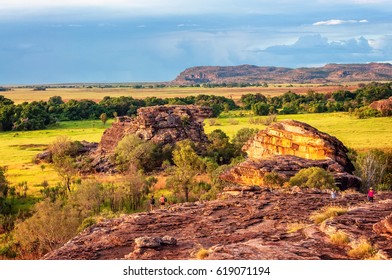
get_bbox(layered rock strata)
[98,105,212,153]
[221,120,361,190]
[44,190,392,260]
[91,105,212,172]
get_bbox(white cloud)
[313,19,368,26]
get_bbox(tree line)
[1,82,391,132]
[0,94,237,131]
[244,82,392,117]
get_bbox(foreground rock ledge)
[44,189,392,260]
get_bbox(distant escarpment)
[220,120,361,190]
[172,63,392,85]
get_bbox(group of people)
[330,187,376,202]
[149,194,167,211]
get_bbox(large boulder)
[369,96,392,116]
[98,105,213,154]
[221,120,361,190]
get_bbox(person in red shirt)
[367,187,375,202]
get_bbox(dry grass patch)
[348,238,378,259]
[310,206,348,224]
[329,231,350,246]
[195,248,210,260]
[286,222,308,233]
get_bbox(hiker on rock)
[367,187,375,202]
[150,195,155,211]
[331,189,337,199]
[159,195,167,209]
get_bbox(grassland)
[1,111,391,196]
[2,84,359,104]
[205,111,392,152]
[0,120,111,196]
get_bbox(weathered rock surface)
[98,105,212,153]
[43,190,392,260]
[221,120,361,190]
[91,105,212,172]
[369,96,392,116]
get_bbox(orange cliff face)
[220,120,360,190]
[242,120,354,173]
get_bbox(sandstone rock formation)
[369,96,392,116]
[43,189,392,260]
[220,120,361,190]
[91,105,212,172]
[98,105,212,154]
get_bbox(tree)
[166,141,205,202]
[232,128,259,156]
[48,136,80,192]
[13,199,82,258]
[289,167,336,190]
[206,130,236,164]
[356,150,390,191]
[99,113,108,125]
[0,166,8,198]
[251,102,270,116]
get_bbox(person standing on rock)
[367,187,375,202]
[331,189,337,199]
[150,195,155,211]
[159,195,166,209]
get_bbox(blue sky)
[0,0,391,84]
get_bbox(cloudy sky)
[0,0,391,84]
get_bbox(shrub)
[348,238,378,259]
[77,217,97,233]
[310,206,348,224]
[289,167,336,190]
[329,231,350,245]
[286,222,307,233]
[195,248,210,260]
[264,172,287,187]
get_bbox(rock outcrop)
[98,105,212,154]
[220,120,361,190]
[91,105,212,172]
[369,96,392,116]
[43,189,392,260]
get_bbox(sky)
[0,0,391,84]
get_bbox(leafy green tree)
[251,102,270,116]
[49,136,80,192]
[289,167,336,190]
[206,130,236,164]
[166,141,205,202]
[231,128,259,156]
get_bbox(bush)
[310,206,348,224]
[195,248,210,260]
[264,172,287,187]
[329,231,350,245]
[348,238,378,259]
[289,167,336,190]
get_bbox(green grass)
[205,112,392,152]
[1,111,391,195]
[0,120,111,194]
